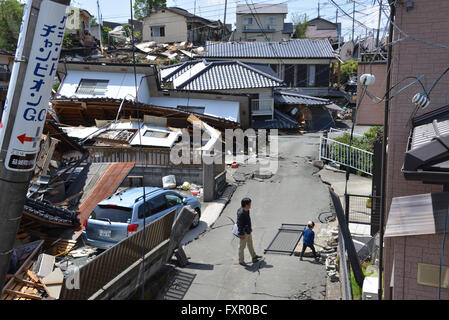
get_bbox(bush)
[330,126,383,175]
[341,60,358,84]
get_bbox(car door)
[137,194,170,227]
[165,192,184,217]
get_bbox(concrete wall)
[384,0,449,299]
[234,13,287,42]
[355,62,387,125]
[122,165,203,188]
[142,11,188,43]
[58,70,148,100]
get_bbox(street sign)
[0,0,68,172]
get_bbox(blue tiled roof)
[204,39,336,59]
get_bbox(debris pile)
[61,41,203,65]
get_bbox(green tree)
[341,60,358,84]
[133,0,166,20]
[0,0,24,51]
[292,13,308,39]
[102,26,112,45]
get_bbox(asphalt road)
[178,134,332,300]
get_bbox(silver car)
[82,187,201,250]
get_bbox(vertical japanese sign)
[0,0,68,172]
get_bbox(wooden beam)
[4,289,42,300]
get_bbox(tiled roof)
[204,39,336,59]
[161,59,284,90]
[252,109,301,130]
[274,89,332,106]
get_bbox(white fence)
[319,136,373,176]
[328,128,364,139]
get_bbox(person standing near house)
[300,221,320,262]
[237,198,262,266]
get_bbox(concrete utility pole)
[0,0,70,289]
[222,0,228,41]
[97,0,103,54]
[352,0,355,41]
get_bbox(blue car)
[82,187,201,249]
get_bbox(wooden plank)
[1,241,44,297]
[4,289,42,300]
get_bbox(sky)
[63,0,390,42]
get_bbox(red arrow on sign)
[17,134,40,144]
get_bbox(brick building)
[356,61,387,126]
[383,0,449,300]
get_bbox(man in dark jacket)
[300,221,319,262]
[237,198,262,266]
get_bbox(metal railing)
[319,136,374,176]
[251,98,274,113]
[344,194,380,225]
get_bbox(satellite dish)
[340,40,355,61]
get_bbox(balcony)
[251,98,274,116]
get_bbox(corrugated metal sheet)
[384,192,449,238]
[204,39,336,59]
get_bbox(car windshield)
[91,205,133,223]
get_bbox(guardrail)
[319,136,373,176]
[59,210,176,300]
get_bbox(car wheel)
[191,208,201,229]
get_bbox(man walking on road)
[237,198,262,266]
[300,221,320,262]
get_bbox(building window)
[178,105,205,114]
[243,17,253,25]
[151,26,165,37]
[76,79,109,96]
[266,16,277,25]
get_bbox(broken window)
[76,79,109,96]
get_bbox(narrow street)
[176,134,332,300]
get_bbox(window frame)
[75,79,109,96]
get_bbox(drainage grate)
[264,224,306,255]
[159,270,196,300]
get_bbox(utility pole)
[318,1,320,17]
[0,0,70,289]
[352,0,355,41]
[97,0,103,54]
[378,1,396,302]
[376,0,383,48]
[222,0,228,41]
